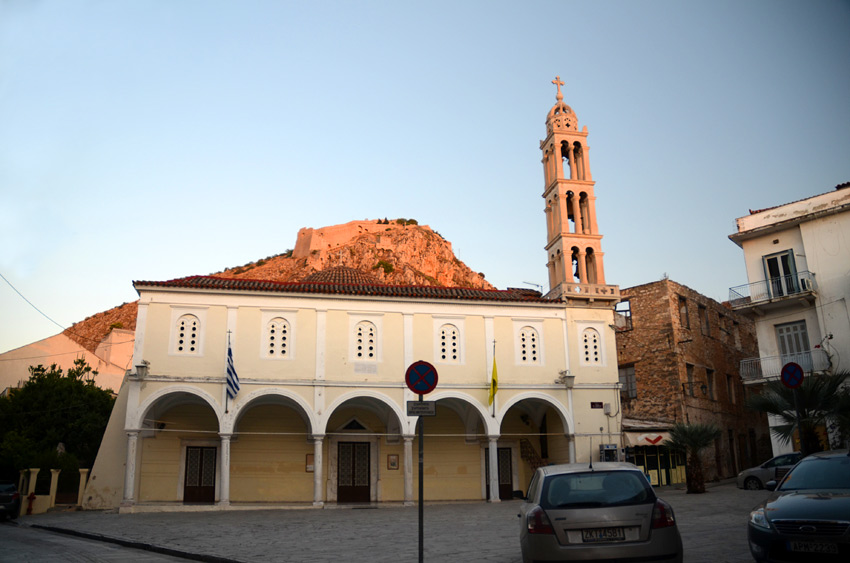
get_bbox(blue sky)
[1,0,848,354]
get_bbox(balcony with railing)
[728,271,817,310]
[739,348,831,383]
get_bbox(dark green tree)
[663,422,722,494]
[746,371,849,456]
[0,359,115,480]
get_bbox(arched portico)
[498,393,577,499]
[226,389,320,505]
[123,387,222,508]
[322,391,407,504]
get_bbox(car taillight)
[527,506,554,534]
[651,499,676,529]
[12,492,20,501]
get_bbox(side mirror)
[765,480,777,492]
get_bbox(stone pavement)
[13,481,770,563]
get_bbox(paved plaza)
[8,481,768,562]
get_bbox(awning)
[624,431,671,447]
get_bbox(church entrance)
[485,447,513,500]
[337,442,370,503]
[183,446,216,503]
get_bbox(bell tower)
[541,77,618,305]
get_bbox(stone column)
[313,436,324,507]
[219,434,232,507]
[77,468,90,506]
[403,436,414,506]
[554,145,565,180]
[122,431,139,506]
[570,195,581,235]
[587,195,598,234]
[577,250,588,284]
[488,437,500,503]
[49,469,61,508]
[27,469,39,495]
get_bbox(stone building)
[614,279,771,485]
[82,79,624,511]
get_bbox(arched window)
[581,327,601,364]
[439,324,460,363]
[175,314,200,355]
[355,321,377,361]
[265,317,290,358]
[519,327,540,364]
[560,140,572,180]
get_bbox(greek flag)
[226,341,240,399]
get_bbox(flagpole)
[491,339,496,418]
[226,331,231,414]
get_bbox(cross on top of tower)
[552,76,564,101]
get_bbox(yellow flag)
[488,358,498,405]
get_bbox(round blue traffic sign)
[405,361,439,395]
[780,362,804,389]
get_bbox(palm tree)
[746,371,849,456]
[663,422,721,494]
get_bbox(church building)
[84,79,622,511]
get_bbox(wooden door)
[184,446,216,503]
[338,442,370,503]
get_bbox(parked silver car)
[518,462,683,562]
[737,452,801,491]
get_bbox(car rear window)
[540,470,655,509]
[0,483,16,493]
[779,456,850,490]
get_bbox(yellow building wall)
[138,404,219,502]
[230,308,318,381]
[379,439,406,501]
[417,406,482,500]
[142,303,229,377]
[230,405,313,502]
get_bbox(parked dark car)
[737,452,802,490]
[748,449,850,562]
[519,462,683,562]
[0,481,21,520]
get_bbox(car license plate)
[788,541,838,554]
[582,527,625,542]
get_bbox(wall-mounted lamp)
[700,384,708,396]
[135,360,150,379]
[556,370,576,388]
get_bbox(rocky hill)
[64,219,493,353]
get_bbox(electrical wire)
[0,269,136,349]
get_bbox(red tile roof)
[134,272,552,304]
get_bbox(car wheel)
[744,477,762,490]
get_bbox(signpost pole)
[404,360,437,563]
[418,393,424,563]
[780,362,808,456]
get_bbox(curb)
[31,524,243,563]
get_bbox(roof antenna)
[589,434,593,470]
